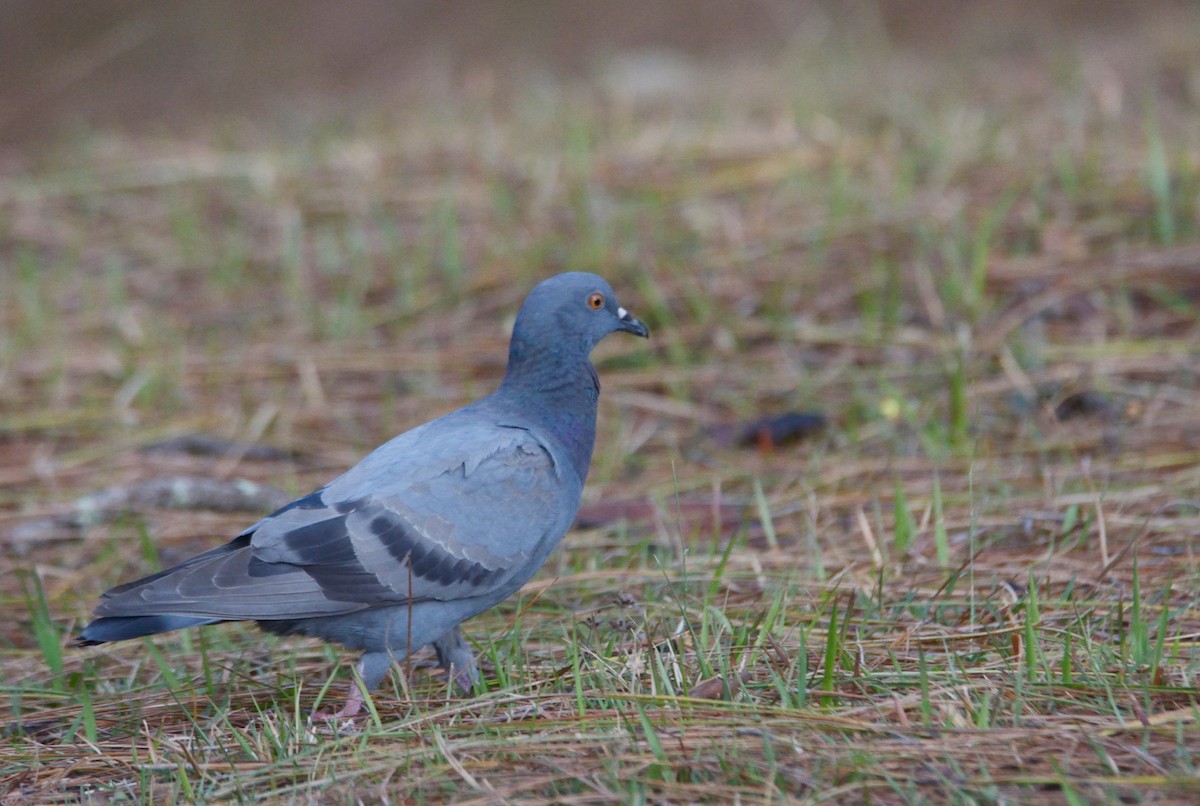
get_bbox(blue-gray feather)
[75,272,648,705]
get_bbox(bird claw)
[433,627,479,693]
[309,681,366,723]
[447,662,479,693]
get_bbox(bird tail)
[72,531,353,647]
[72,534,253,646]
[73,614,224,646]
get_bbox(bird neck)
[497,340,600,482]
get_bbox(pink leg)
[311,652,391,721]
[311,682,365,721]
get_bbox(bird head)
[508,272,649,366]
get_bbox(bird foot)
[446,661,479,693]
[433,627,479,693]
[310,681,366,722]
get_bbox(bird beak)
[616,306,649,338]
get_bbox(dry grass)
[3,7,1200,804]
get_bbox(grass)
[4,9,1200,804]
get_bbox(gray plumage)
[76,272,648,716]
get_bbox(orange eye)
[587,292,605,310]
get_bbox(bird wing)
[94,415,579,621]
[251,419,573,603]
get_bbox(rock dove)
[75,272,649,718]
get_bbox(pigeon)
[75,272,649,718]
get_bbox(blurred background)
[3,0,1196,147]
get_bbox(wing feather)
[251,423,572,605]
[93,416,581,624]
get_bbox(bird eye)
[587,292,605,310]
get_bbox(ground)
[2,2,1200,803]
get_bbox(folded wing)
[90,422,573,623]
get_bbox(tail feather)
[73,530,350,647]
[104,533,252,597]
[73,614,224,646]
[73,535,253,646]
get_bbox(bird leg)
[312,629,475,721]
[311,651,392,721]
[311,681,366,722]
[313,681,366,721]
[433,626,478,692]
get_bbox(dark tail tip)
[75,615,221,646]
